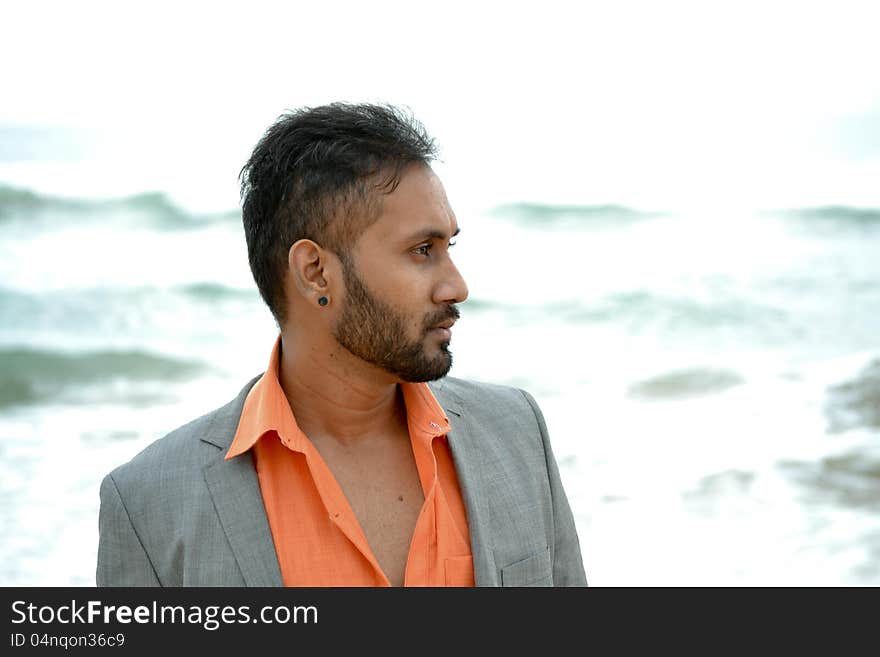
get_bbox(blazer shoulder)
[106,374,261,491]
[433,376,548,456]
[435,375,537,415]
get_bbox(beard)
[332,258,459,382]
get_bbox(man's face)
[331,164,468,382]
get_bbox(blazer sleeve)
[96,473,162,586]
[520,389,588,586]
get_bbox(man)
[97,103,586,587]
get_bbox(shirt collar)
[226,335,450,459]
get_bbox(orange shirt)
[225,335,474,587]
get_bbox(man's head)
[240,103,468,382]
[240,103,438,326]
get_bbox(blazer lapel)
[430,378,499,586]
[203,454,283,586]
[200,375,283,587]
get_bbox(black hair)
[239,102,438,327]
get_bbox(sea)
[1,176,879,586]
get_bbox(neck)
[277,330,408,445]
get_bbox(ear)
[288,239,335,302]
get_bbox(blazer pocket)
[444,555,475,587]
[500,548,553,587]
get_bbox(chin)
[398,353,453,383]
[429,353,454,380]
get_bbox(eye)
[412,239,456,257]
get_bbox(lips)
[432,318,457,330]
[427,307,460,338]
[428,318,455,342]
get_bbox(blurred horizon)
[5,178,880,219]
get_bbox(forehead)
[363,164,458,242]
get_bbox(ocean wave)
[177,282,258,301]
[0,285,262,349]
[460,298,509,312]
[0,183,240,229]
[0,345,210,408]
[683,469,756,513]
[488,202,663,226]
[768,205,880,227]
[465,291,795,339]
[627,367,745,400]
[825,358,880,434]
[550,291,762,325]
[0,283,258,314]
[778,445,880,509]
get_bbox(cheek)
[400,304,431,337]
[377,274,428,308]
[359,259,433,324]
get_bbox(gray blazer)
[97,375,587,587]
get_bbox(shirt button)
[429,421,440,431]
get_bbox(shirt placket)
[403,419,446,586]
[299,444,390,586]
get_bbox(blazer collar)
[430,379,497,586]
[200,375,283,586]
[427,376,462,417]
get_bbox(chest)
[316,431,426,586]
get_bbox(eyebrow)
[404,226,461,243]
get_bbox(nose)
[433,257,469,305]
